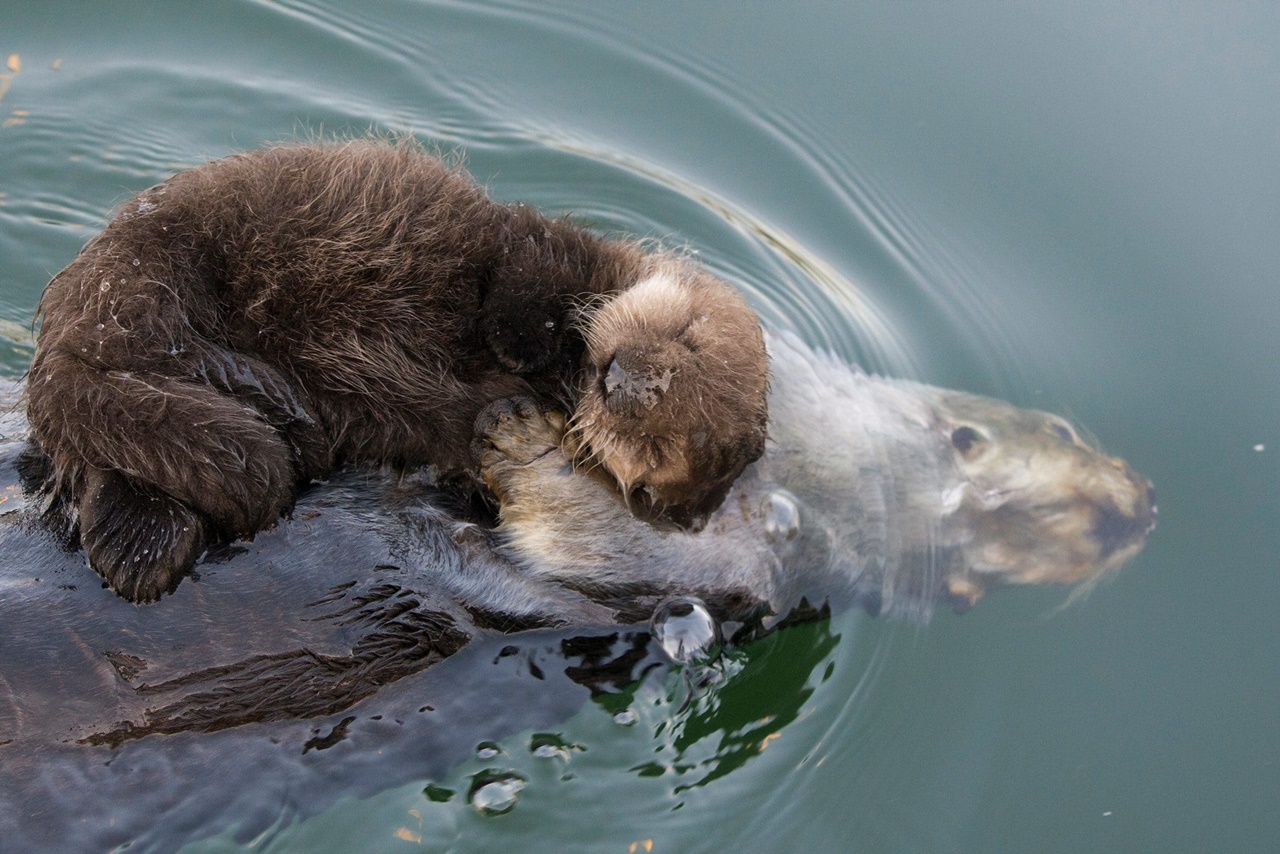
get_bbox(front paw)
[79,469,209,603]
[473,397,566,470]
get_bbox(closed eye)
[1048,421,1077,444]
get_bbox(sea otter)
[23,140,769,603]
[474,333,1157,621]
[0,334,1154,851]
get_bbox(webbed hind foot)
[79,468,209,603]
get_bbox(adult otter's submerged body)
[24,140,768,602]
[0,335,1155,850]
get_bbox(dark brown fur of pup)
[25,139,767,602]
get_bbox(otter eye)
[1049,422,1075,443]
[951,426,984,455]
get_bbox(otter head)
[923,389,1157,613]
[570,263,768,526]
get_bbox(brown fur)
[25,139,768,602]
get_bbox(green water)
[2,1,1276,851]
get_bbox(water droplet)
[650,596,720,665]
[530,733,572,760]
[612,709,638,727]
[131,258,140,266]
[762,490,801,544]
[475,741,501,761]
[100,280,111,292]
[95,323,104,330]
[468,771,527,816]
[544,320,555,328]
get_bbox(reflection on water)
[638,619,843,796]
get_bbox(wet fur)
[24,140,767,602]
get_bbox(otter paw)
[79,469,209,603]
[473,397,566,469]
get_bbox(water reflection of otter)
[23,140,769,603]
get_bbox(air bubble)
[530,733,572,761]
[468,771,527,816]
[650,596,720,665]
[762,490,801,544]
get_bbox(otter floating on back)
[0,333,1154,738]
[0,332,1154,850]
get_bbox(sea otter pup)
[24,140,768,603]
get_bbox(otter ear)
[945,576,986,615]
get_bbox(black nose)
[604,358,631,397]
[603,357,648,417]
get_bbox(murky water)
[1,1,1276,851]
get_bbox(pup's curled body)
[25,140,768,602]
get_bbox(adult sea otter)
[0,333,1154,850]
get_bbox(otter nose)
[603,355,671,416]
[604,358,632,397]
[603,357,644,417]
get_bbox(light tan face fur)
[569,261,768,523]
[927,389,1157,611]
